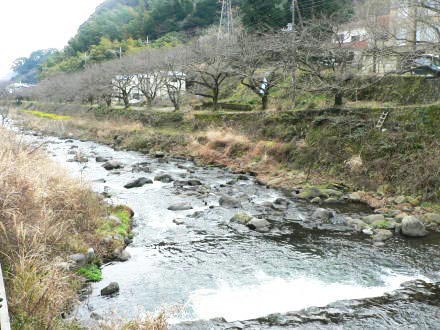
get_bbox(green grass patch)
[22,109,71,120]
[372,220,392,229]
[98,205,133,238]
[77,264,102,282]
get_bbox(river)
[24,131,440,329]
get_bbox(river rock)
[113,248,131,261]
[394,196,407,204]
[347,192,362,202]
[101,282,120,296]
[401,216,427,237]
[230,213,253,225]
[219,196,242,208]
[362,214,385,225]
[108,215,121,225]
[173,218,185,225]
[247,218,271,232]
[346,218,368,231]
[124,177,153,189]
[312,208,334,221]
[311,197,321,204]
[421,213,440,225]
[168,203,193,211]
[274,198,289,207]
[154,151,166,158]
[103,160,123,170]
[373,229,393,242]
[74,153,89,163]
[155,174,174,183]
[68,253,86,266]
[132,162,151,173]
[187,179,202,186]
[87,248,95,260]
[95,156,108,163]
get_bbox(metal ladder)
[376,111,389,130]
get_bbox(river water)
[25,132,440,329]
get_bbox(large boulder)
[168,203,193,211]
[219,196,242,209]
[101,282,120,296]
[124,177,153,189]
[113,248,131,262]
[422,213,440,225]
[401,216,427,237]
[102,160,123,171]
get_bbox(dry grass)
[96,311,167,330]
[0,127,105,329]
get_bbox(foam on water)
[186,271,426,322]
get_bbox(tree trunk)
[334,93,343,107]
[261,94,269,110]
[123,93,130,108]
[212,85,220,110]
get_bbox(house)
[6,82,32,94]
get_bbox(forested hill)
[66,0,218,55]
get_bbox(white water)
[186,271,425,322]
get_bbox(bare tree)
[231,33,286,110]
[105,57,137,108]
[186,36,234,110]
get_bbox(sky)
[0,0,105,80]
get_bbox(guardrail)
[0,262,11,330]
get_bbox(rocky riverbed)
[22,130,440,329]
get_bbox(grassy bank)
[11,104,440,202]
[0,127,150,329]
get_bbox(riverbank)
[0,127,139,329]
[8,103,440,234]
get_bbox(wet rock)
[124,177,153,189]
[346,218,368,231]
[298,187,328,200]
[173,218,185,225]
[187,179,202,186]
[230,213,253,225]
[311,197,321,204]
[168,203,193,211]
[68,253,86,266]
[362,214,385,225]
[373,229,393,242]
[155,174,174,183]
[362,228,374,235]
[260,201,276,209]
[113,248,131,261]
[274,198,289,206]
[237,174,249,181]
[132,162,151,173]
[95,156,108,163]
[401,216,427,237]
[374,241,386,247]
[247,218,271,232]
[101,282,119,296]
[102,160,123,170]
[154,151,166,158]
[312,208,334,221]
[219,196,242,208]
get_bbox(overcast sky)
[0,0,105,80]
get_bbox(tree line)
[15,0,440,110]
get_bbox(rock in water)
[219,196,242,208]
[401,216,427,237]
[247,218,271,232]
[124,177,153,189]
[155,174,174,183]
[101,282,120,296]
[230,213,253,225]
[312,208,334,221]
[373,229,393,242]
[362,214,385,225]
[95,156,108,163]
[168,203,193,211]
[102,160,123,170]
